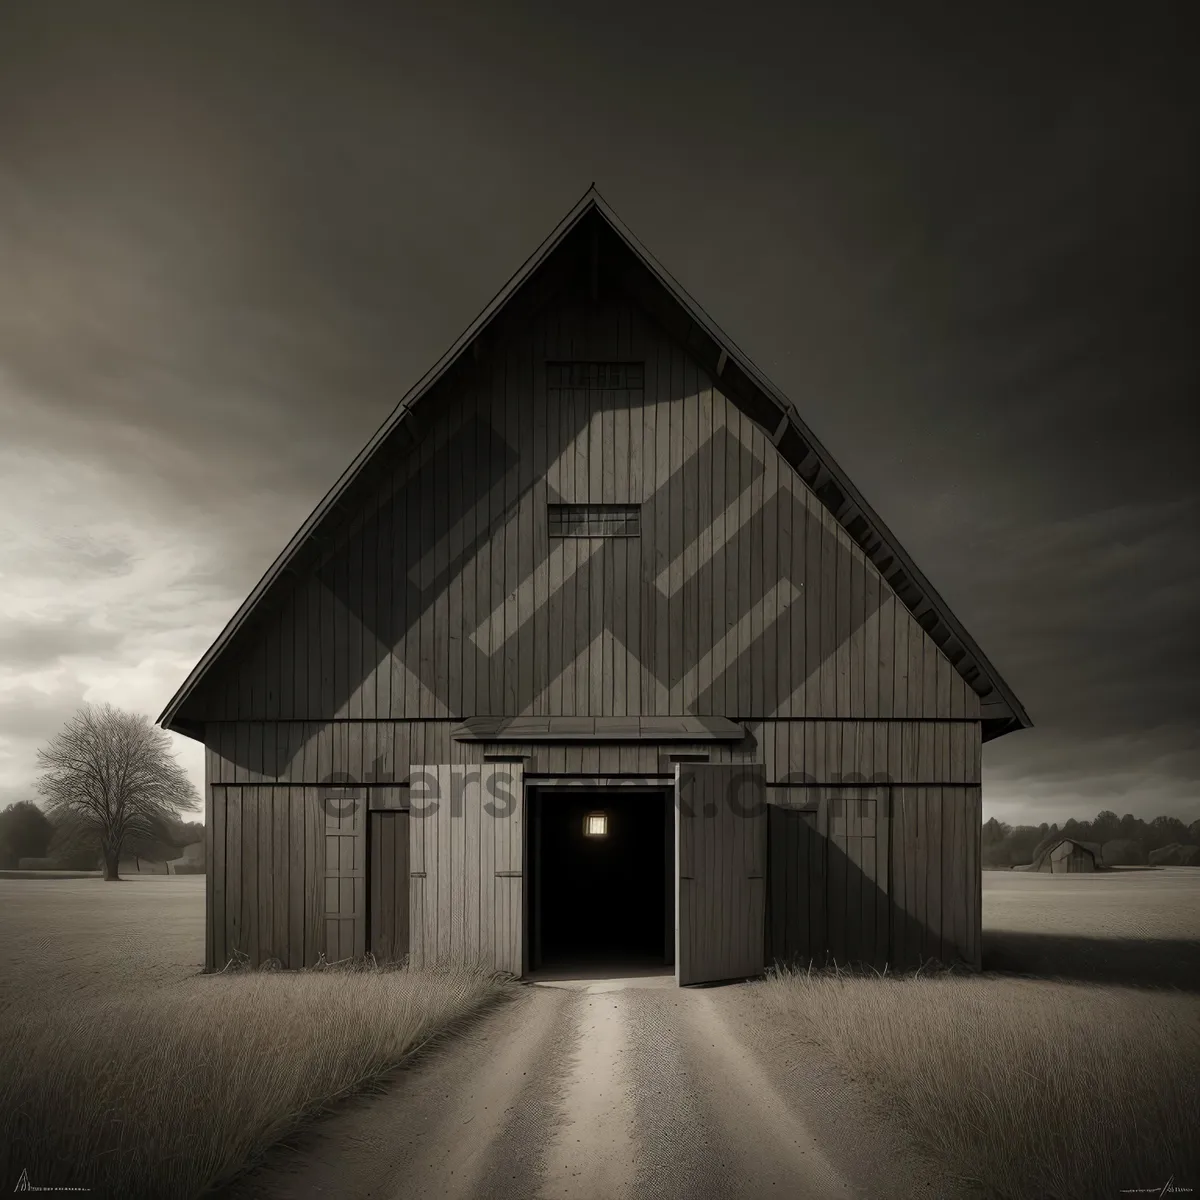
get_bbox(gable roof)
[1033,837,1104,868]
[158,185,1032,742]
[1052,837,1103,859]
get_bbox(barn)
[1026,838,1104,873]
[158,188,1031,985]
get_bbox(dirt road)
[222,976,964,1199]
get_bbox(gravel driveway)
[221,973,967,1199]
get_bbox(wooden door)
[369,810,410,963]
[675,763,767,985]
[826,786,890,970]
[409,763,524,974]
[766,802,827,967]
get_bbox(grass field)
[983,864,1200,941]
[2,865,1197,1199]
[0,875,206,1016]
[0,876,515,1198]
[756,867,1200,1200]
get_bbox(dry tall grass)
[756,964,1200,1200]
[0,961,515,1198]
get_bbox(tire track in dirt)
[536,991,638,1198]
[218,986,580,1200]
[621,987,854,1199]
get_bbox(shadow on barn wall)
[767,810,981,974]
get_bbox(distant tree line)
[0,800,203,872]
[982,810,1200,868]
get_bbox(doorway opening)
[527,787,673,975]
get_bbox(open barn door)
[408,764,524,974]
[675,763,767,985]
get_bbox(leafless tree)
[35,703,200,881]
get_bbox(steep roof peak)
[158,187,1031,740]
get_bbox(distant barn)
[158,188,1030,984]
[167,841,206,875]
[1148,843,1199,867]
[1026,837,1103,873]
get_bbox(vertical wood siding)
[766,804,826,968]
[887,785,982,970]
[825,787,890,970]
[766,783,979,972]
[368,811,410,963]
[194,298,985,726]
[676,763,766,985]
[408,763,523,974]
[208,785,356,969]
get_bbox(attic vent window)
[547,362,645,389]
[549,504,641,537]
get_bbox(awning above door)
[452,716,746,743]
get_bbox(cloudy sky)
[1,2,1196,827]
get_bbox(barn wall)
[207,784,365,970]
[888,785,981,970]
[765,782,981,973]
[204,718,982,786]
[192,297,983,726]
[206,719,982,971]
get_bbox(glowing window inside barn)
[584,812,608,837]
[549,504,641,537]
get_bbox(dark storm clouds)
[1,2,1196,821]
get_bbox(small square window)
[584,812,608,837]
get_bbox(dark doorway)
[529,788,672,972]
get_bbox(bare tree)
[35,703,200,881]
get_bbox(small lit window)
[549,504,640,537]
[584,812,608,837]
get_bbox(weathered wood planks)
[195,293,992,978]
[369,811,410,964]
[408,763,523,974]
[675,763,766,985]
[198,299,988,727]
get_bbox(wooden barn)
[1027,838,1103,873]
[158,188,1031,985]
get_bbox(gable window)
[549,503,641,537]
[546,361,645,389]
